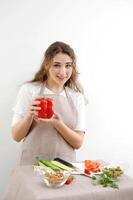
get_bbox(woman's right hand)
[27,98,41,120]
[12,98,41,142]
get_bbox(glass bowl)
[41,170,71,188]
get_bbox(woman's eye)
[66,65,72,68]
[53,64,60,68]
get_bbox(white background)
[1,0,133,197]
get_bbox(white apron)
[19,85,78,165]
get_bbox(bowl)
[107,160,129,171]
[42,170,71,188]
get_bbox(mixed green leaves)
[91,166,123,189]
[91,174,119,189]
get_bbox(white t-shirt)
[11,82,86,132]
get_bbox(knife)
[54,157,92,177]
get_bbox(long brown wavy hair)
[29,41,83,93]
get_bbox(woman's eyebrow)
[53,62,72,64]
[66,62,72,64]
[53,62,61,64]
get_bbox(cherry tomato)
[65,175,74,184]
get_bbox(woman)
[12,41,86,165]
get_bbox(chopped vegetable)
[44,171,64,185]
[103,166,123,179]
[91,166,124,189]
[65,175,74,184]
[84,160,101,174]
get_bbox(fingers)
[30,105,40,111]
[32,100,41,106]
[28,99,41,117]
[29,110,38,116]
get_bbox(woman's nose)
[59,66,66,75]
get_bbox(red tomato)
[91,168,101,173]
[84,160,101,174]
[85,160,91,168]
[65,176,74,185]
[84,168,91,175]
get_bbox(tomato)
[36,98,54,118]
[65,175,74,185]
[84,160,101,174]
[91,168,101,173]
[85,160,91,168]
[84,168,91,175]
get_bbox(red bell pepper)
[36,97,54,118]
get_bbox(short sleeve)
[11,84,32,126]
[74,93,86,133]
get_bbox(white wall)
[1,0,133,197]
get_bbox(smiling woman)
[45,53,73,92]
[11,41,87,165]
[46,53,73,89]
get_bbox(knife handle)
[54,157,74,168]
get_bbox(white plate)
[71,160,105,176]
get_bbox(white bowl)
[42,170,71,188]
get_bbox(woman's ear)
[43,62,50,73]
[44,64,50,79]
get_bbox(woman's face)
[47,53,73,87]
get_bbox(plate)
[71,160,105,176]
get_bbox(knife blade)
[54,157,92,177]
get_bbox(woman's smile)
[56,75,67,80]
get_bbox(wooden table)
[3,165,133,200]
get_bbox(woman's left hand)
[37,112,62,126]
